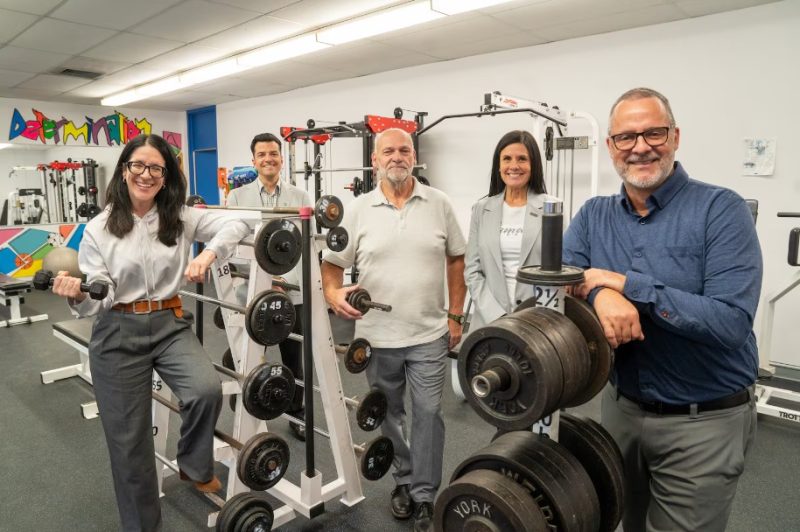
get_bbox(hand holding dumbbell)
[347,288,392,315]
[33,270,109,300]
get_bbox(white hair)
[373,128,414,154]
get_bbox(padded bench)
[0,273,48,328]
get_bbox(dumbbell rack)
[152,212,364,529]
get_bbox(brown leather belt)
[112,295,183,317]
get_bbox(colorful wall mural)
[162,130,184,171]
[0,223,85,278]
[8,107,152,146]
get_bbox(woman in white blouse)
[465,130,548,329]
[52,134,249,532]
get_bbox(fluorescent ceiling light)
[0,143,13,150]
[431,0,515,15]
[135,76,183,98]
[181,58,245,86]
[317,2,445,45]
[101,89,138,107]
[238,34,331,68]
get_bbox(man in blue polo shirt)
[564,87,762,532]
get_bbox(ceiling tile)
[190,75,289,98]
[10,18,117,55]
[294,40,436,73]
[535,4,686,42]
[99,66,173,87]
[48,93,98,105]
[59,56,132,76]
[82,32,184,63]
[196,14,303,52]
[0,46,71,73]
[50,0,183,31]
[66,79,128,98]
[137,43,229,72]
[420,30,549,61]
[674,0,779,17]
[0,86,63,99]
[0,67,36,87]
[268,0,399,27]
[206,0,298,14]
[236,60,354,87]
[129,0,261,44]
[490,0,667,31]
[376,12,514,53]
[0,0,62,15]
[17,73,89,91]
[0,9,38,44]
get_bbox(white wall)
[1,97,187,221]
[217,1,800,368]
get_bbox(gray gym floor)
[1,287,798,531]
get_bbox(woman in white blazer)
[465,130,548,329]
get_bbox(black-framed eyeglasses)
[125,161,167,179]
[609,126,671,150]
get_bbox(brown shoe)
[179,470,222,493]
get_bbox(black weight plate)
[266,229,299,266]
[222,348,237,411]
[452,431,600,532]
[356,388,387,432]
[560,413,625,532]
[216,492,253,532]
[434,469,548,532]
[186,194,207,207]
[517,264,585,286]
[325,226,349,252]
[346,289,371,314]
[458,317,563,430]
[214,307,226,329]
[359,436,394,481]
[314,195,343,229]
[237,432,290,491]
[343,337,372,373]
[511,308,592,408]
[563,295,614,405]
[245,290,295,346]
[254,219,301,275]
[218,492,274,532]
[242,363,295,420]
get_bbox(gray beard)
[377,167,410,187]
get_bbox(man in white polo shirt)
[322,128,466,532]
[227,132,310,442]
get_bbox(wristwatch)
[447,312,465,325]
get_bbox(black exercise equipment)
[33,270,108,300]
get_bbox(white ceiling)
[0,0,780,111]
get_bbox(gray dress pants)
[366,333,449,504]
[601,384,757,532]
[89,309,222,532]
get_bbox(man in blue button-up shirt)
[564,88,762,532]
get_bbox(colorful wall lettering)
[8,108,152,146]
[162,130,184,170]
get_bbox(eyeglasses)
[609,126,671,151]
[125,161,167,179]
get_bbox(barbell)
[152,393,289,491]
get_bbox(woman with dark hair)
[465,130,549,328]
[51,134,249,531]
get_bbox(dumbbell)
[282,411,394,481]
[152,392,289,491]
[32,270,108,300]
[347,288,392,314]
